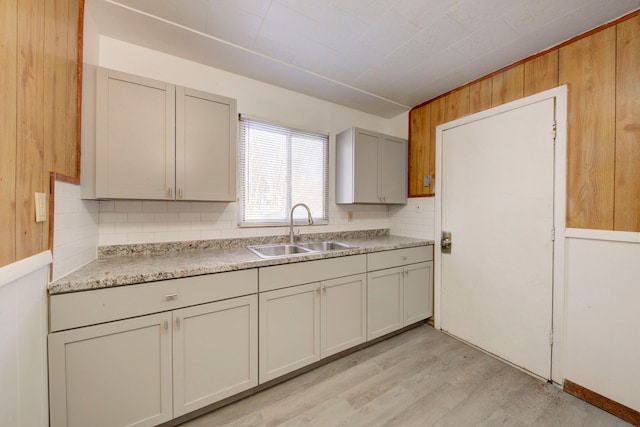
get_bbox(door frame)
[434,86,568,384]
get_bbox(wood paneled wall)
[408,10,640,232]
[0,0,82,268]
[615,16,640,231]
[559,27,616,229]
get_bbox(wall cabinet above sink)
[81,66,237,201]
[335,127,407,205]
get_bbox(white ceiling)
[87,0,640,118]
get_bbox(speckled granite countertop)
[49,229,433,295]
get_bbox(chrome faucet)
[289,203,314,243]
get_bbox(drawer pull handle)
[164,320,169,331]
[164,293,178,301]
[175,317,181,328]
[402,256,408,261]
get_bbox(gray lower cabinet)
[321,273,367,357]
[367,266,404,339]
[173,296,258,417]
[403,261,433,325]
[259,282,321,382]
[48,271,258,427]
[49,312,174,427]
[47,247,431,426]
[258,255,367,383]
[367,247,434,340]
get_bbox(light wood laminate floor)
[181,325,630,427]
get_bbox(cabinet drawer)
[367,246,432,271]
[259,255,366,292]
[50,269,258,332]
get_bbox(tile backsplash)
[97,199,391,246]
[51,181,433,280]
[52,181,99,281]
[389,197,435,240]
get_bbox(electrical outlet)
[35,192,47,222]
[347,211,353,222]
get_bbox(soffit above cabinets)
[87,0,640,118]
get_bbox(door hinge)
[551,227,555,241]
[549,329,554,346]
[552,120,557,141]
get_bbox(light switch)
[35,193,47,222]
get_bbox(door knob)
[441,231,452,254]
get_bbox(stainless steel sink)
[296,241,351,251]
[247,244,314,258]
[247,241,353,259]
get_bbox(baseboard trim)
[564,379,640,426]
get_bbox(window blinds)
[238,116,329,225]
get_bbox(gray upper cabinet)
[81,66,236,201]
[335,127,407,204]
[176,87,236,201]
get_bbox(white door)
[439,98,555,379]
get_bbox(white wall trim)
[0,251,52,290]
[563,236,640,410]
[566,228,640,243]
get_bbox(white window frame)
[238,115,329,227]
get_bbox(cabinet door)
[259,282,321,383]
[176,87,237,201]
[48,312,173,427]
[321,273,367,358]
[403,261,433,325]
[173,295,257,417]
[367,267,404,340]
[353,129,381,203]
[380,136,408,204]
[96,68,176,199]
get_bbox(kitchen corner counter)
[49,231,433,294]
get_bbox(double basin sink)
[248,241,352,259]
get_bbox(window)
[239,116,329,226]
